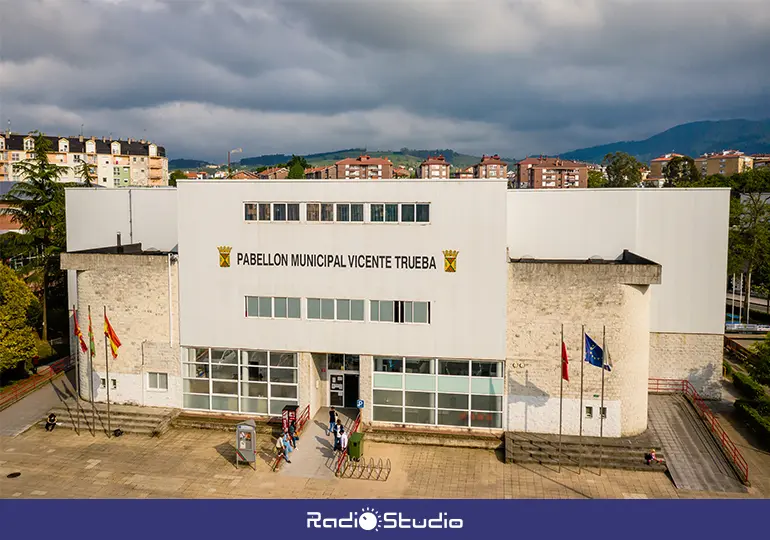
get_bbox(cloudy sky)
[1,0,769,162]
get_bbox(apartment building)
[695,150,754,177]
[304,166,336,179]
[256,167,289,180]
[752,154,770,169]
[516,156,587,189]
[419,155,450,179]
[393,166,411,178]
[473,155,507,179]
[334,155,393,179]
[0,132,168,187]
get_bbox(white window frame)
[148,372,169,391]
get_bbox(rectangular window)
[585,406,593,419]
[321,298,335,320]
[439,360,469,376]
[401,204,415,222]
[351,204,364,222]
[385,204,398,222]
[307,298,321,319]
[245,203,258,221]
[274,297,287,318]
[336,203,350,222]
[406,358,433,374]
[258,203,271,221]
[287,203,300,221]
[148,372,168,390]
[287,298,300,319]
[371,204,384,222]
[321,203,334,222]
[307,203,320,221]
[375,357,403,372]
[113,167,120,175]
[350,299,364,321]
[273,203,286,221]
[472,361,502,377]
[600,407,607,419]
[416,204,430,222]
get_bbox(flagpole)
[73,306,81,436]
[600,325,606,476]
[579,324,584,475]
[104,306,111,438]
[89,305,95,437]
[731,273,735,323]
[558,323,564,473]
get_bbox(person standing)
[289,420,298,449]
[339,427,348,455]
[281,430,293,463]
[333,417,343,451]
[328,407,337,436]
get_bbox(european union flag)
[585,333,606,370]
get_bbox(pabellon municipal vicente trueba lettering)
[235,252,438,270]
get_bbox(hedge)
[735,400,770,446]
[723,362,734,377]
[732,371,767,401]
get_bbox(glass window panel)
[212,395,238,411]
[351,300,364,321]
[405,374,434,391]
[258,203,271,221]
[212,381,238,395]
[374,389,403,406]
[307,298,321,319]
[189,348,209,363]
[321,203,334,221]
[370,300,379,321]
[416,204,430,222]
[242,366,267,382]
[373,406,403,423]
[404,301,413,323]
[373,373,403,389]
[379,300,394,322]
[258,297,272,317]
[307,203,320,221]
[344,355,360,371]
[149,372,158,388]
[328,354,344,370]
[184,394,210,409]
[405,391,434,408]
[336,203,350,222]
[246,296,259,317]
[371,204,384,222]
[471,378,504,395]
[472,361,502,378]
[414,302,428,324]
[183,363,209,378]
[269,368,297,384]
[385,204,398,222]
[406,358,433,374]
[183,379,209,394]
[157,373,168,390]
[288,298,301,319]
[401,204,415,222]
[438,393,469,410]
[270,399,298,416]
[274,297,287,318]
[405,408,434,425]
[351,204,364,222]
[241,398,268,414]
[438,409,468,427]
[471,395,503,412]
[241,382,268,398]
[439,360,469,376]
[374,357,402,372]
[270,352,297,367]
[211,364,238,380]
[321,298,335,320]
[273,203,287,221]
[245,203,258,221]
[271,384,298,399]
[287,203,300,221]
[336,299,350,320]
[211,349,239,365]
[243,350,267,366]
[438,376,469,393]
[471,412,502,429]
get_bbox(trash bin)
[348,432,364,460]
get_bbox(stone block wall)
[649,333,723,399]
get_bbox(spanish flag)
[104,314,122,359]
[73,309,87,353]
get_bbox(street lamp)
[228,148,243,178]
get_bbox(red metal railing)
[335,412,362,476]
[273,404,310,471]
[649,377,749,485]
[0,356,73,412]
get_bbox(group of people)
[276,420,299,463]
[328,406,348,454]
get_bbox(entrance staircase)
[40,400,177,437]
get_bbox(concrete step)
[361,425,503,449]
[172,412,281,435]
[43,401,176,437]
[511,442,657,456]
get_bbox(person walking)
[289,420,298,449]
[328,407,337,436]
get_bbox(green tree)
[74,159,95,187]
[287,155,309,170]
[169,170,186,187]
[0,264,38,375]
[288,162,306,179]
[602,152,642,187]
[0,132,68,341]
[662,156,700,187]
[750,333,770,385]
[587,169,607,188]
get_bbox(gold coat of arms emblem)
[218,246,232,268]
[443,250,458,273]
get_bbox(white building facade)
[62,182,730,437]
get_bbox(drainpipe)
[141,339,147,406]
[167,253,173,346]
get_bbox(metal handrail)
[649,377,749,485]
[335,412,362,475]
[272,404,310,471]
[0,356,73,412]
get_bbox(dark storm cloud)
[1,0,769,161]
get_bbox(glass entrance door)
[330,373,344,407]
[328,354,360,407]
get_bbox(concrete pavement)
[0,370,78,437]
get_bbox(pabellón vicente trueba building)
[62,180,729,437]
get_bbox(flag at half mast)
[104,314,122,359]
[73,310,87,353]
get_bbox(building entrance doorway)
[328,354,360,408]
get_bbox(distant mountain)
[169,158,211,170]
[560,119,770,164]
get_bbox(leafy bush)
[724,362,734,378]
[735,400,770,446]
[732,371,767,401]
